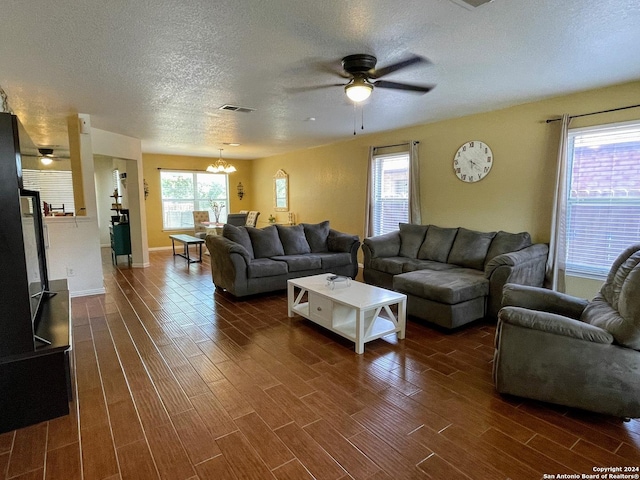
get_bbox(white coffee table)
[287,274,407,354]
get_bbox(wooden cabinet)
[110,223,131,265]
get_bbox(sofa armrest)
[328,229,359,253]
[485,243,549,280]
[499,306,614,344]
[362,231,401,259]
[502,283,589,319]
[206,235,252,263]
[484,243,549,319]
[205,235,252,293]
[328,229,360,278]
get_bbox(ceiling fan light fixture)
[345,78,373,103]
[38,148,55,165]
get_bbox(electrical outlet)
[66,267,76,277]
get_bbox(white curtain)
[364,146,375,238]
[545,114,571,291]
[408,140,422,224]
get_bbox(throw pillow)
[246,225,285,258]
[302,221,330,253]
[276,224,311,255]
[399,223,429,258]
[418,226,458,262]
[222,224,254,259]
[448,227,496,270]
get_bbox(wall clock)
[453,141,493,183]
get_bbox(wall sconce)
[237,182,244,200]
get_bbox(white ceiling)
[1,0,640,160]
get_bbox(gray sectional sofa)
[362,224,548,329]
[206,221,359,297]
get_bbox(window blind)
[22,169,76,214]
[372,153,409,236]
[566,122,640,277]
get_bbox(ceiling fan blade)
[370,55,429,79]
[285,83,345,93]
[315,60,351,79]
[373,80,434,93]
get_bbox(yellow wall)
[252,80,640,246]
[141,79,640,292]
[142,153,254,248]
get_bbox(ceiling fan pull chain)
[353,103,357,135]
[361,105,365,131]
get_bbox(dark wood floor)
[1,249,639,479]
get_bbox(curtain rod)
[157,167,209,172]
[373,141,419,150]
[546,103,640,123]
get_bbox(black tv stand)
[0,279,71,433]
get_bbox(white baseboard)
[131,262,151,268]
[70,287,107,298]
[148,246,174,252]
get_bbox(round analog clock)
[453,141,493,183]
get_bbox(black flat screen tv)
[19,188,54,339]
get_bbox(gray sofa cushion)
[393,269,489,304]
[302,221,330,253]
[272,255,321,272]
[276,224,311,255]
[222,224,254,259]
[485,231,532,265]
[328,230,359,253]
[401,259,460,273]
[314,252,353,270]
[247,225,285,258]
[247,258,289,278]
[448,227,496,270]
[399,223,429,258]
[418,226,458,262]
[370,257,407,275]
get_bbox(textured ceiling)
[1,0,640,159]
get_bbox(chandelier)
[206,149,236,173]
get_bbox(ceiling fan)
[301,53,435,102]
[38,147,66,165]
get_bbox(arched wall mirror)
[273,169,289,212]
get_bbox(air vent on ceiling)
[218,104,256,113]
[449,0,493,9]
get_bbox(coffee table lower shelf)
[287,275,407,354]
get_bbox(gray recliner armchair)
[493,244,640,418]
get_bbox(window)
[22,169,76,215]
[566,121,640,278]
[372,153,409,236]
[160,171,229,230]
